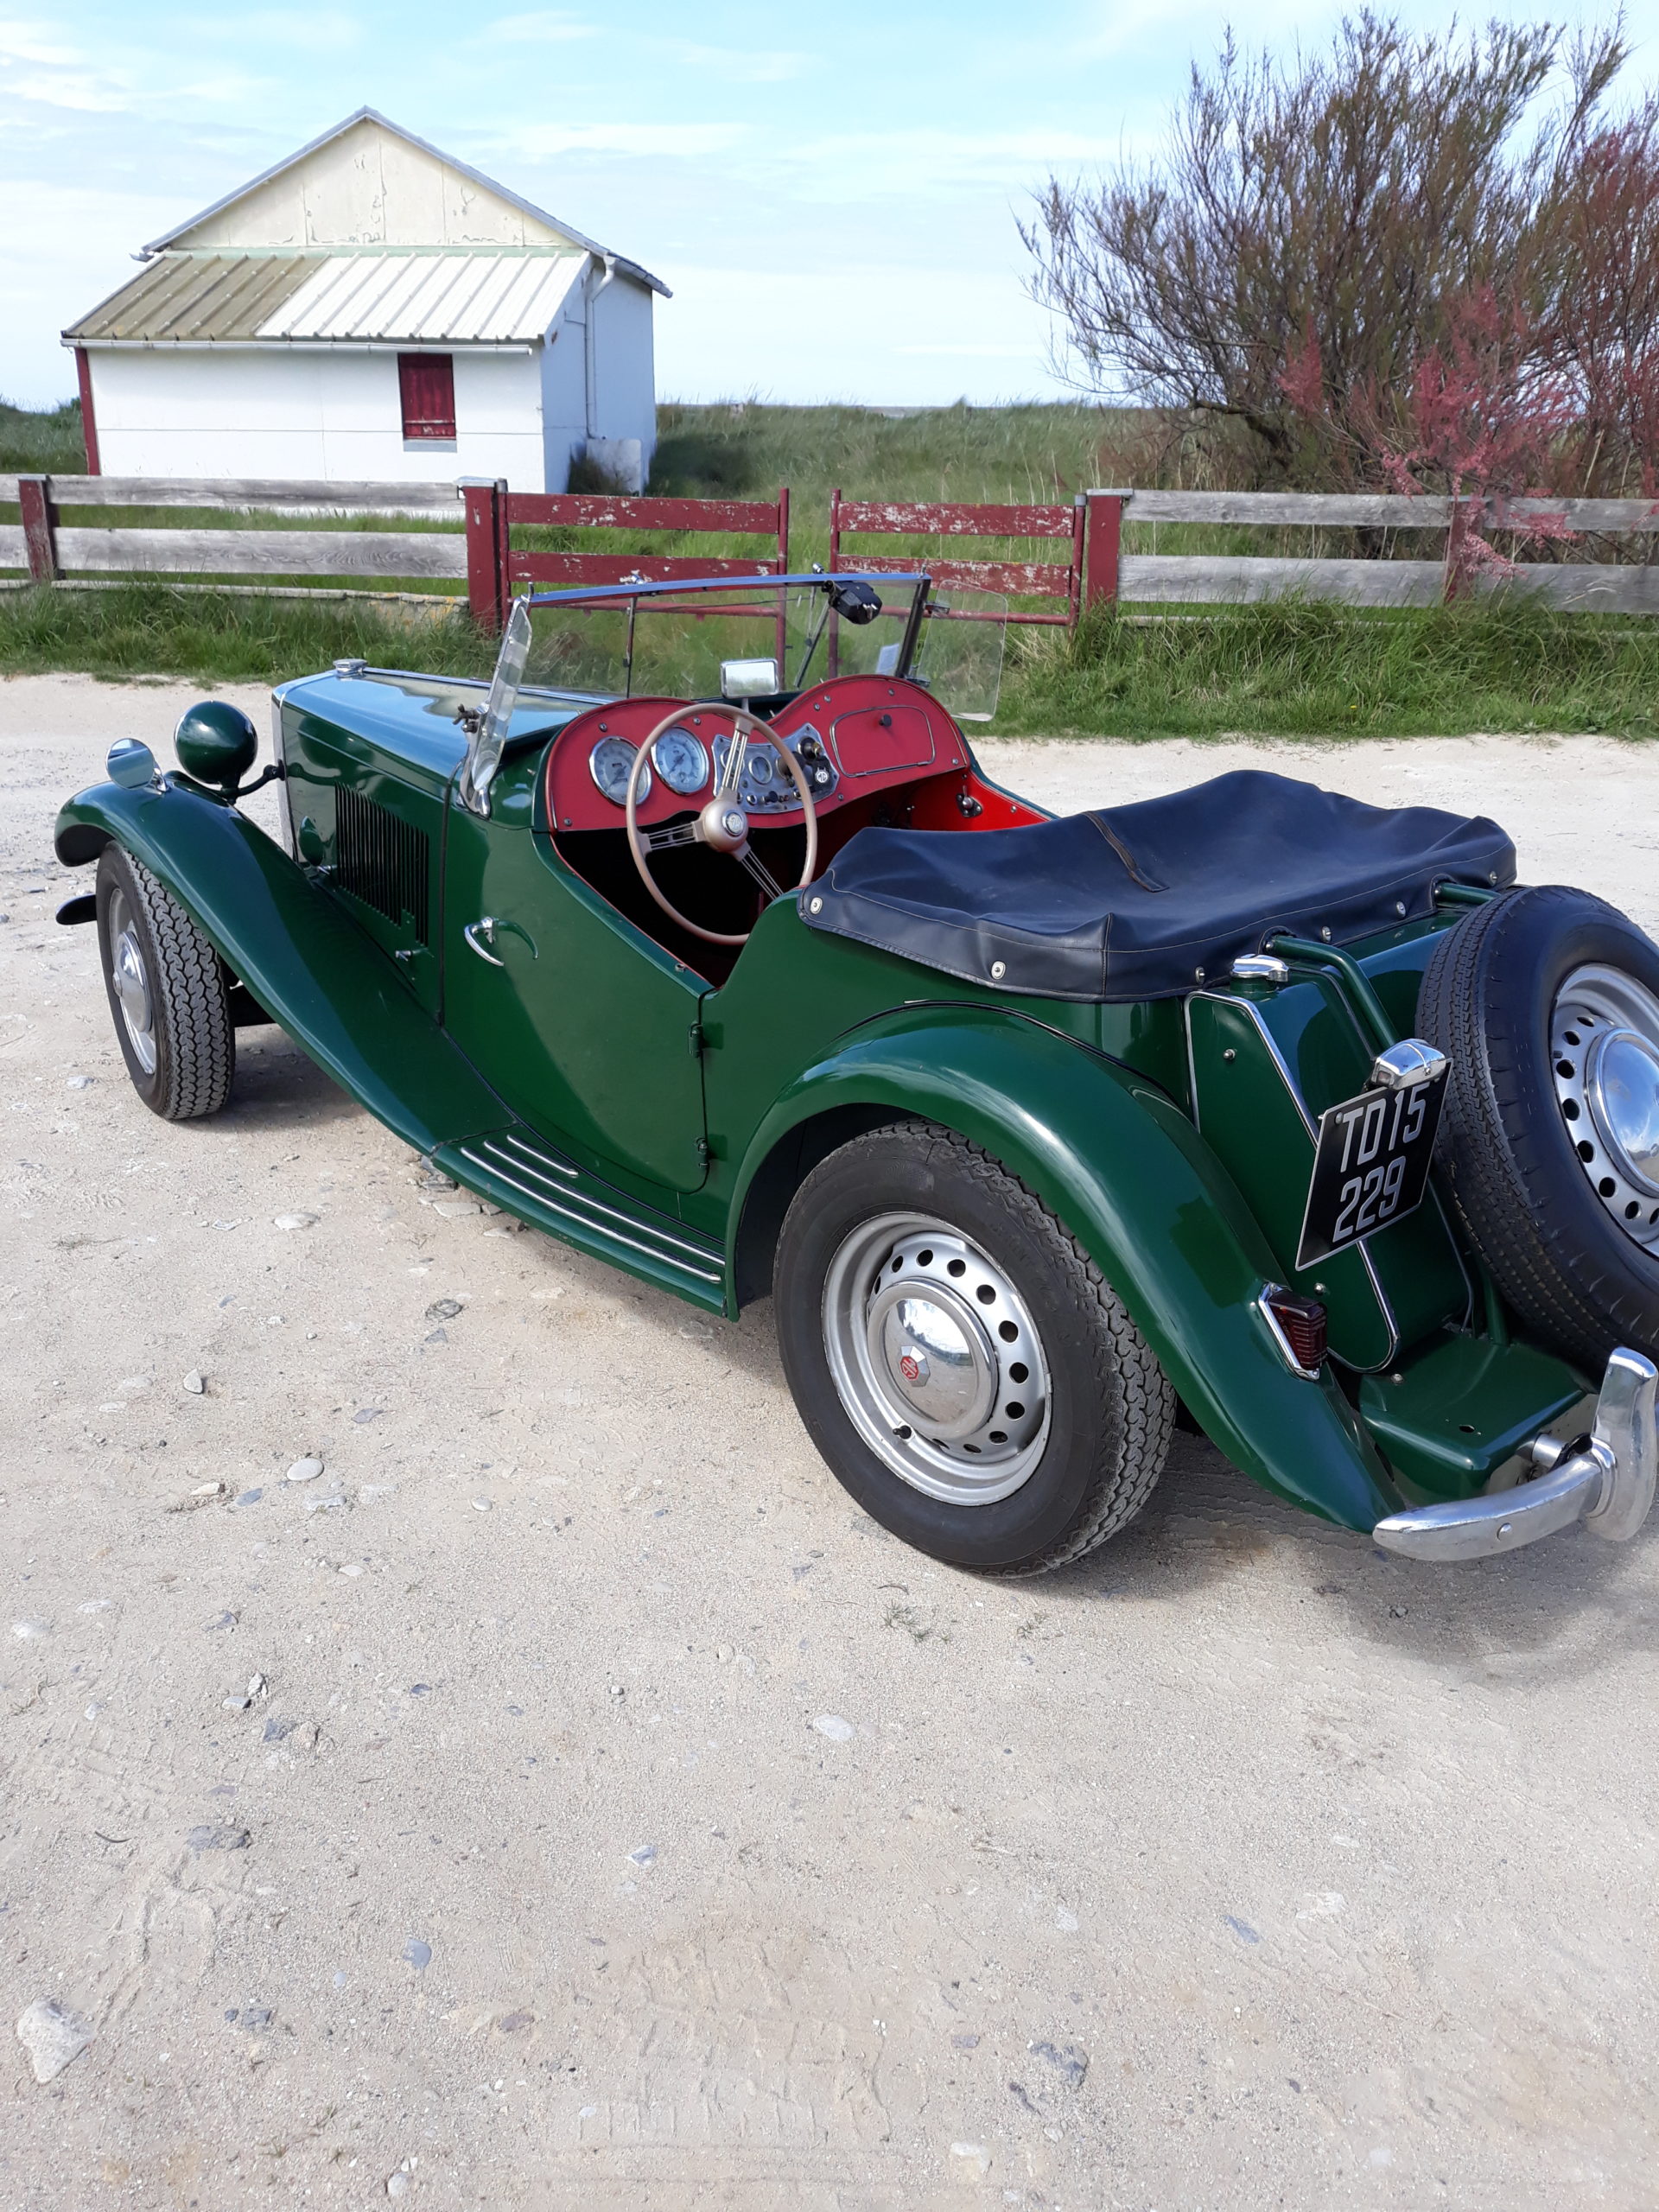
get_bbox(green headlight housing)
[175,700,258,792]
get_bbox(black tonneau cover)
[799,770,1515,1001]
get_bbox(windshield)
[462,572,1006,810]
[510,575,926,705]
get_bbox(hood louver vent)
[334,788,430,943]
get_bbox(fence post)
[18,476,60,583]
[1083,490,1130,609]
[461,477,509,632]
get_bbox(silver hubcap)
[821,1211,1050,1505]
[1553,963,1659,1249]
[108,887,157,1076]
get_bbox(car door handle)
[463,918,505,967]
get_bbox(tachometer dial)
[589,735,649,807]
[649,725,709,797]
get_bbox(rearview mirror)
[720,657,780,699]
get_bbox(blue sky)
[1,0,1644,410]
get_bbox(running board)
[438,1126,728,1313]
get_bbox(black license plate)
[1295,1070,1448,1271]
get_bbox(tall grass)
[1,581,1654,737]
[0,583,494,687]
[1007,598,1659,737]
[0,397,86,474]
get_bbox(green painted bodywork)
[54,664,1588,1535]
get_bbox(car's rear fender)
[729,1007,1405,1531]
[55,778,508,1154]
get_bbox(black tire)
[1420,885,1659,1370]
[773,1122,1175,1574]
[95,845,235,1120]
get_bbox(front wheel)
[774,1122,1175,1574]
[95,845,235,1120]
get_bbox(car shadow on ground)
[683,1298,1659,1680]
[1051,1427,1659,1681]
[217,1031,375,1132]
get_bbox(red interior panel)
[541,676,1037,836]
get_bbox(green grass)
[0,396,86,474]
[0,583,496,687]
[1,579,1653,738]
[1003,599,1659,738]
[1,396,1656,734]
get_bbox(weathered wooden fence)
[1084,490,1659,613]
[6,474,1658,621]
[3,474,470,590]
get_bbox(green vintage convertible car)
[55,571,1659,1573]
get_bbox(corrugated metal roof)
[66,250,583,346]
[67,254,317,342]
[264,251,582,341]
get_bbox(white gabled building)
[61,109,667,492]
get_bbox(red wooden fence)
[462,480,790,632]
[827,490,1092,626]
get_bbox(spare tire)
[1420,885,1659,1370]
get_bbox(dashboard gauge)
[588,734,649,807]
[746,747,775,786]
[649,725,709,797]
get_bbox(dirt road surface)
[3,675,1658,2210]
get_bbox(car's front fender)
[55,777,507,1154]
[731,1007,1405,1531]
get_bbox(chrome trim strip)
[1187,989,1401,1369]
[485,1133,578,1181]
[470,1136,720,1263]
[458,1150,724,1282]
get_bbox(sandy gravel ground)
[3,673,1659,2212]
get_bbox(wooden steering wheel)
[625,702,819,947]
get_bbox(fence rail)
[829,490,1085,626]
[6,474,1659,620]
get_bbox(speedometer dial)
[650,725,709,797]
[589,735,649,807]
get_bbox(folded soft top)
[798,769,1516,1001]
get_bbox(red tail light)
[1262,1286,1328,1376]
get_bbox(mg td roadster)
[54,570,1659,1575]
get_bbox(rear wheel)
[774,1122,1175,1573]
[1420,885,1659,1369]
[95,845,234,1120]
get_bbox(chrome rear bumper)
[1372,1346,1658,1562]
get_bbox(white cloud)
[666,43,806,84]
[0,21,84,65]
[3,67,128,110]
[489,10,595,41]
[503,121,746,158]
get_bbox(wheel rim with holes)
[1552,963,1659,1249]
[820,1211,1051,1505]
[108,885,157,1076]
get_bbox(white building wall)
[591,276,657,459]
[86,346,548,488]
[538,302,588,494]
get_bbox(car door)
[440,773,709,1195]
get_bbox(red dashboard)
[542,676,987,835]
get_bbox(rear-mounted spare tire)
[1421,885,1659,1370]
